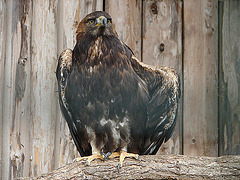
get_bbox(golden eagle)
[56,11,180,170]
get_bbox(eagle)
[56,11,180,171]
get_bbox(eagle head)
[76,11,117,40]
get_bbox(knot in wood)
[18,58,27,66]
[159,43,165,52]
[192,137,196,144]
[151,3,158,14]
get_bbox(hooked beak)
[95,16,107,27]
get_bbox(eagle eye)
[88,19,95,25]
[107,19,111,24]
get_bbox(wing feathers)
[57,49,92,156]
[130,55,180,155]
[56,48,73,120]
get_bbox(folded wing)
[56,48,91,156]
[130,55,180,155]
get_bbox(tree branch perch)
[18,155,240,179]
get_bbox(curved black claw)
[116,156,141,173]
[117,163,122,173]
[85,161,90,166]
[138,155,141,163]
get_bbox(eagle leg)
[73,152,104,166]
[108,150,141,172]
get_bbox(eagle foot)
[108,150,141,172]
[73,153,104,166]
[73,156,88,163]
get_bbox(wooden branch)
[17,155,240,179]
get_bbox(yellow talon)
[108,150,141,172]
[108,152,120,159]
[73,153,104,166]
[73,150,140,172]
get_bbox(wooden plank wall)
[219,0,240,155]
[0,0,239,179]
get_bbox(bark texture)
[17,155,240,179]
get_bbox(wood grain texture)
[2,0,14,179]
[18,155,240,180]
[105,0,142,59]
[0,1,7,179]
[142,0,183,155]
[30,0,58,177]
[183,0,218,156]
[219,0,240,155]
[9,1,32,179]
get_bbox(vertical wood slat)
[0,0,32,178]
[2,0,13,179]
[30,0,58,177]
[219,0,240,155]
[0,0,7,179]
[142,0,183,155]
[183,0,218,156]
[55,0,104,169]
[105,0,142,59]
[9,1,32,178]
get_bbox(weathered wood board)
[2,1,16,179]
[219,0,240,155]
[30,0,59,177]
[142,0,183,155]
[9,1,32,179]
[0,1,7,179]
[183,0,218,156]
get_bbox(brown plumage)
[56,11,180,170]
